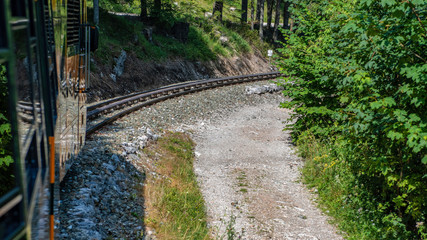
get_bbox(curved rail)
[86,71,282,135]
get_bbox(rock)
[102,163,116,172]
[109,73,116,82]
[111,154,120,162]
[113,50,127,78]
[204,12,213,18]
[245,84,284,95]
[245,85,264,94]
[146,128,159,141]
[219,36,229,45]
[142,27,153,43]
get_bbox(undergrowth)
[298,131,425,239]
[88,0,270,65]
[144,132,211,240]
[277,0,427,239]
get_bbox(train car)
[0,0,94,239]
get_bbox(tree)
[140,0,147,20]
[256,0,261,21]
[250,0,255,30]
[283,1,290,29]
[259,0,265,39]
[241,0,248,22]
[273,0,281,41]
[212,1,224,22]
[266,0,274,30]
[153,0,161,17]
[94,0,99,25]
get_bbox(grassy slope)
[88,0,270,65]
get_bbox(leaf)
[370,101,382,109]
[0,155,13,167]
[387,131,403,140]
[422,155,427,164]
[380,0,396,6]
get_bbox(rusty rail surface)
[86,71,282,135]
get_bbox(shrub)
[277,0,427,238]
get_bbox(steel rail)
[86,71,282,135]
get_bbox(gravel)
[58,79,341,239]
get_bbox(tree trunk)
[241,0,248,23]
[94,0,99,25]
[259,0,264,39]
[212,1,224,22]
[154,0,161,17]
[256,0,261,21]
[140,0,147,21]
[267,0,274,30]
[273,0,281,41]
[250,0,255,30]
[283,1,290,29]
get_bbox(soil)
[87,51,272,103]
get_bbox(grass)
[87,0,272,65]
[143,132,211,240]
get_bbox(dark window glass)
[11,0,26,17]
[13,28,34,147]
[25,135,38,202]
[0,1,6,47]
[0,200,24,239]
[27,0,36,37]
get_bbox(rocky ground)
[59,80,342,239]
[192,101,343,240]
[88,51,273,103]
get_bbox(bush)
[277,0,427,238]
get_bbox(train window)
[11,0,26,17]
[67,0,80,47]
[29,46,42,124]
[13,27,34,148]
[0,200,24,239]
[25,135,39,202]
[0,64,18,197]
[26,0,36,37]
[0,1,6,47]
[0,64,23,240]
[40,135,48,183]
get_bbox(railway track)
[86,71,282,135]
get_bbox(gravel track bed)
[59,79,342,239]
[59,80,283,239]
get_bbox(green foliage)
[277,0,427,238]
[89,0,268,63]
[0,64,15,196]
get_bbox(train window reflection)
[13,28,34,146]
[0,2,6,47]
[0,200,24,239]
[11,0,26,17]
[0,64,17,197]
[30,46,42,124]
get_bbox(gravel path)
[192,102,343,240]
[59,80,343,239]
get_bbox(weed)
[239,188,248,193]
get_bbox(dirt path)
[192,101,343,240]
